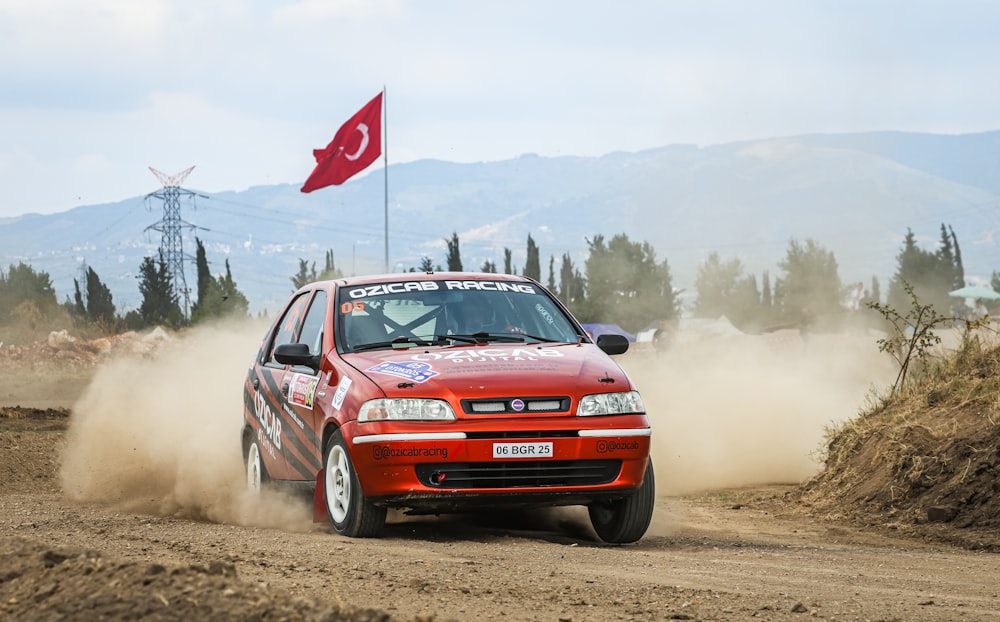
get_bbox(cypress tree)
[950,225,965,289]
[936,223,961,291]
[523,234,540,281]
[85,267,115,325]
[73,279,86,317]
[219,259,249,317]
[445,233,462,271]
[138,254,183,328]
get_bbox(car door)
[276,289,328,481]
[253,290,312,481]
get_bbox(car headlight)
[358,398,456,422]
[576,391,645,416]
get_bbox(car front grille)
[460,397,570,414]
[415,460,621,489]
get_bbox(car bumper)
[345,415,652,505]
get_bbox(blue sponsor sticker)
[366,361,439,383]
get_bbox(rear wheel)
[588,460,655,544]
[245,438,269,493]
[324,430,386,537]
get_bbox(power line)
[144,166,207,318]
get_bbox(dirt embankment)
[796,336,1000,551]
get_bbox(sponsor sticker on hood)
[366,361,439,383]
[408,347,566,374]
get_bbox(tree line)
[0,222,992,344]
[416,222,985,335]
[0,238,251,342]
[416,231,680,333]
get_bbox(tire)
[588,460,655,544]
[245,437,271,493]
[324,430,386,537]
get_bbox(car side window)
[508,294,579,342]
[266,292,311,366]
[297,290,327,355]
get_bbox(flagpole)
[382,86,389,273]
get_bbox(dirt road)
[2,410,998,621]
[1,326,998,620]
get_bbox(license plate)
[493,441,553,459]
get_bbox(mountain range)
[2,130,998,316]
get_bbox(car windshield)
[336,278,583,352]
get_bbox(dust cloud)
[57,315,897,542]
[59,317,314,532]
[622,328,897,497]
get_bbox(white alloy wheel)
[246,440,264,493]
[325,442,352,523]
[322,431,386,537]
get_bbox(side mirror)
[596,333,629,355]
[274,343,321,371]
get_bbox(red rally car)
[242,272,654,543]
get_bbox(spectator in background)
[850,282,865,311]
[973,300,989,321]
[799,307,813,352]
[652,319,672,355]
[952,301,972,322]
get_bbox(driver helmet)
[459,296,495,333]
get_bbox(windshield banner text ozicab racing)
[346,280,537,299]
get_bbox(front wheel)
[324,430,386,537]
[588,460,655,544]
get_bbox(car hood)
[343,343,631,398]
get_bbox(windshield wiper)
[438,332,555,344]
[351,336,441,352]
[517,333,561,343]
[354,333,563,351]
[434,334,482,344]
[448,332,522,343]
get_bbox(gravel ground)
[2,327,998,621]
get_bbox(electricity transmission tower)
[144,166,202,318]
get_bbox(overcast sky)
[2,0,999,219]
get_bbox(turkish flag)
[301,92,383,192]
